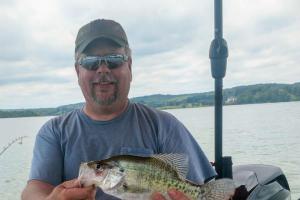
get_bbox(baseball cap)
[75,19,129,55]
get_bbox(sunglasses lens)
[106,58,124,69]
[81,58,99,70]
[80,55,127,70]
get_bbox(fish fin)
[151,153,189,181]
[198,178,236,200]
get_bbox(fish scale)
[78,154,235,200]
[118,158,201,199]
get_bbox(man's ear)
[75,63,79,78]
[128,57,132,81]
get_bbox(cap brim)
[76,35,126,55]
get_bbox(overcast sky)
[1,0,299,109]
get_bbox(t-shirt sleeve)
[159,114,217,184]
[29,120,63,186]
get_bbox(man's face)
[76,41,132,108]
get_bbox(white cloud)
[0,0,299,108]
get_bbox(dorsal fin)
[151,153,189,181]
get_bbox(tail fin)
[199,178,236,200]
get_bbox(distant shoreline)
[0,101,299,119]
[1,100,299,119]
[1,82,300,118]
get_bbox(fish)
[78,154,236,200]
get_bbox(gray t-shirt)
[29,102,216,199]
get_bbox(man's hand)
[45,179,96,200]
[151,189,190,200]
[22,179,96,200]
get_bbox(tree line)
[1,82,300,118]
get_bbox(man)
[22,19,216,200]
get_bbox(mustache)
[92,74,117,84]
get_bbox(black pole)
[215,78,223,178]
[214,0,223,39]
[209,0,232,179]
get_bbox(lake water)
[0,101,299,199]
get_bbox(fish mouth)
[78,163,98,187]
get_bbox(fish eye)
[119,168,124,172]
[96,163,101,169]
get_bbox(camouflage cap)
[75,19,129,54]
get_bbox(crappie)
[78,154,235,200]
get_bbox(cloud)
[0,0,299,108]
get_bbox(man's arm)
[21,180,53,200]
[21,179,96,200]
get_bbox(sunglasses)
[78,54,128,70]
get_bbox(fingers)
[47,179,96,200]
[167,189,190,200]
[61,179,81,189]
[150,192,166,200]
[63,185,96,199]
[224,189,236,200]
[151,189,191,200]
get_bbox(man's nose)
[96,61,111,73]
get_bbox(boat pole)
[209,0,232,179]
